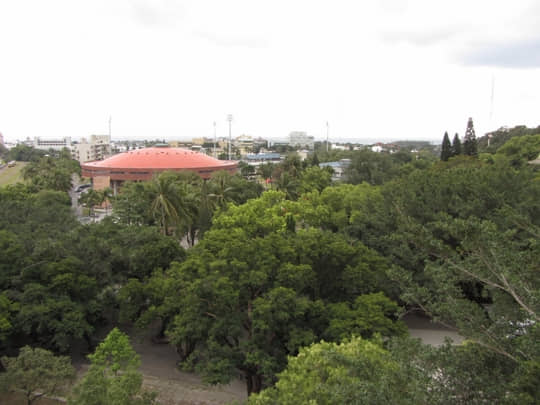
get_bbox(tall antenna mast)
[488,75,495,147]
[108,116,112,138]
[227,114,233,160]
[489,75,495,122]
[326,121,329,152]
[213,121,217,158]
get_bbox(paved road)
[69,174,84,218]
[70,174,111,223]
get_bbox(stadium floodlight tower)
[213,121,217,158]
[326,121,329,152]
[227,114,233,160]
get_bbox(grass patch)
[0,162,28,186]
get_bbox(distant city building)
[244,152,282,166]
[0,132,4,146]
[192,137,214,146]
[331,144,348,151]
[288,131,314,149]
[32,136,72,151]
[319,159,351,181]
[71,135,111,163]
[370,142,399,153]
[234,135,254,156]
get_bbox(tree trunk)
[245,372,263,395]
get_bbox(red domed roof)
[84,147,235,170]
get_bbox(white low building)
[33,136,72,151]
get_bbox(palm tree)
[175,180,200,245]
[149,172,181,236]
[208,171,236,209]
[100,187,113,214]
[197,180,213,239]
[257,163,275,185]
[275,171,299,200]
[148,172,201,244]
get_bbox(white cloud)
[0,0,538,143]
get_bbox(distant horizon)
[2,133,441,146]
[5,122,536,147]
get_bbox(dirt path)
[402,313,464,346]
[132,337,247,405]
[74,330,247,405]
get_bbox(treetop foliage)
[1,131,539,401]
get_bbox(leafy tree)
[0,143,7,160]
[310,152,320,166]
[6,145,47,162]
[160,193,399,395]
[323,293,407,342]
[425,341,517,405]
[477,124,540,153]
[22,154,79,192]
[249,336,427,405]
[345,150,402,185]
[496,134,540,167]
[391,218,540,364]
[239,161,256,178]
[440,132,452,161]
[0,293,17,346]
[452,133,462,156]
[463,117,478,157]
[112,181,152,225]
[69,328,157,405]
[257,162,275,182]
[79,189,103,218]
[298,166,332,194]
[0,346,75,405]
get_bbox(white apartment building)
[288,131,314,149]
[71,135,111,163]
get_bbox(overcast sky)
[1,0,539,143]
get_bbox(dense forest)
[0,127,539,404]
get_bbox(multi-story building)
[288,131,314,149]
[234,135,254,156]
[71,135,111,163]
[33,136,72,151]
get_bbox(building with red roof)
[81,145,238,192]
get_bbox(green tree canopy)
[463,117,478,157]
[496,133,540,167]
[249,337,427,405]
[440,131,452,161]
[452,133,462,156]
[0,346,75,405]
[69,328,157,405]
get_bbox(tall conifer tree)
[441,132,452,161]
[452,133,462,156]
[463,117,478,156]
